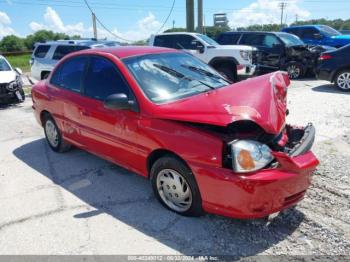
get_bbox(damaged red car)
[32,47,319,219]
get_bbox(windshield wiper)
[181,64,229,82]
[153,63,216,90]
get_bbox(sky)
[0,0,349,42]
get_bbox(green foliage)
[203,26,230,39]
[5,53,31,72]
[237,24,286,32]
[0,35,25,52]
[164,27,187,33]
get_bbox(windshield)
[0,58,11,71]
[123,52,230,104]
[277,33,304,46]
[319,25,341,36]
[196,34,219,46]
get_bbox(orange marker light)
[237,149,256,170]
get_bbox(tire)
[150,156,203,217]
[285,62,304,79]
[15,88,25,103]
[43,114,71,153]
[334,70,350,92]
[216,64,238,83]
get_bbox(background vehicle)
[32,47,318,219]
[316,44,350,91]
[216,31,333,79]
[149,32,257,82]
[0,55,25,104]
[282,25,350,48]
[30,39,120,80]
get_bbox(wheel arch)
[209,57,239,68]
[146,149,191,178]
[40,110,51,126]
[331,66,350,82]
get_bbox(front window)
[196,34,219,47]
[277,33,304,46]
[123,52,230,104]
[319,25,341,37]
[0,58,11,71]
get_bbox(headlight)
[7,81,17,91]
[230,140,274,173]
[240,50,250,61]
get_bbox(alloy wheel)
[287,64,301,79]
[156,169,192,212]
[337,72,350,90]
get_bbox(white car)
[0,55,24,104]
[149,32,257,82]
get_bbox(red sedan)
[31,47,319,219]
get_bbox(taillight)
[319,54,332,61]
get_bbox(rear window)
[154,35,176,48]
[34,45,50,58]
[53,45,90,60]
[217,33,241,45]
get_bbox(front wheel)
[43,115,71,152]
[334,70,350,92]
[286,62,304,79]
[150,156,203,217]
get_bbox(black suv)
[217,31,332,79]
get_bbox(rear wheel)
[286,62,304,79]
[334,70,350,92]
[43,114,71,152]
[150,156,203,217]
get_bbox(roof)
[75,46,178,59]
[221,31,279,34]
[154,32,199,36]
[36,39,120,47]
[284,25,324,29]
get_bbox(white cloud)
[0,11,16,38]
[30,7,162,42]
[30,7,86,36]
[229,0,310,28]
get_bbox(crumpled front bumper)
[189,124,319,219]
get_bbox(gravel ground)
[0,79,349,257]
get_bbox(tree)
[203,26,230,39]
[24,30,72,50]
[0,35,25,52]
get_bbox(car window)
[217,34,241,45]
[83,57,130,100]
[50,56,87,92]
[285,28,301,37]
[154,35,199,50]
[53,45,89,60]
[263,35,280,48]
[34,45,50,58]
[300,28,319,38]
[0,58,11,71]
[240,34,265,46]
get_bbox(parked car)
[149,32,257,82]
[32,47,319,219]
[282,25,350,48]
[216,31,333,79]
[30,39,120,80]
[0,55,25,104]
[316,44,350,91]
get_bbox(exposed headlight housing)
[7,81,17,91]
[230,140,274,173]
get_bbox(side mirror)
[104,93,130,110]
[198,45,205,53]
[15,67,23,75]
[313,33,323,40]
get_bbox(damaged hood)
[152,72,289,135]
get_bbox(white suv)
[149,32,257,82]
[30,39,120,80]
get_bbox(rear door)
[77,55,142,172]
[48,55,89,146]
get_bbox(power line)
[155,0,176,34]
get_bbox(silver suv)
[30,39,119,80]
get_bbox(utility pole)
[186,0,194,32]
[92,12,97,39]
[295,14,298,23]
[279,2,287,27]
[197,0,203,33]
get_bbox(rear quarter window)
[34,45,50,58]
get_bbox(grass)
[4,54,31,72]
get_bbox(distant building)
[213,13,228,27]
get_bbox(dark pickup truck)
[217,31,334,79]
